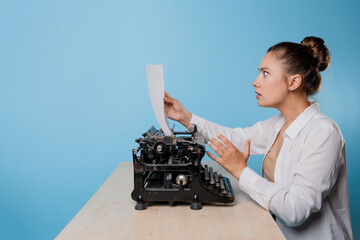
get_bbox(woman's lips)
[255,91,261,99]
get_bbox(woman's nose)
[252,78,259,88]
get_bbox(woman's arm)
[188,113,279,156]
[164,92,278,155]
[239,126,344,227]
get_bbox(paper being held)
[146,64,172,136]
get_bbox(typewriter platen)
[131,126,234,210]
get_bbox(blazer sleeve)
[187,113,280,155]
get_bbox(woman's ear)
[288,74,302,91]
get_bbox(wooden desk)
[56,162,285,240]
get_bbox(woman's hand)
[164,91,192,128]
[207,134,250,180]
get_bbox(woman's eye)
[263,71,269,77]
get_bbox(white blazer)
[187,102,353,240]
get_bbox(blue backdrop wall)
[1,0,359,239]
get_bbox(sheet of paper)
[146,64,172,136]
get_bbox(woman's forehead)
[259,52,281,70]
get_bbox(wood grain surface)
[56,161,285,240]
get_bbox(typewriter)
[131,126,234,210]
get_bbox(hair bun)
[300,36,330,71]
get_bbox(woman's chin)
[257,100,272,108]
[257,99,265,107]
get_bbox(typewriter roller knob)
[176,174,188,186]
[156,145,163,152]
[154,141,167,155]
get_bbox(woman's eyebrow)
[258,67,270,71]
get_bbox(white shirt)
[187,102,353,240]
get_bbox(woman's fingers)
[163,91,192,128]
[218,134,251,157]
[164,91,175,101]
[207,135,250,180]
[206,151,222,163]
[208,141,223,156]
[243,139,251,157]
[210,138,228,154]
[217,134,235,150]
[164,92,178,106]
[164,97,176,104]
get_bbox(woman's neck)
[277,96,311,127]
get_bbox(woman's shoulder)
[309,112,344,141]
[312,112,340,130]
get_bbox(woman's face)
[252,51,289,108]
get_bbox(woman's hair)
[267,36,330,96]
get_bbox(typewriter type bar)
[131,126,235,210]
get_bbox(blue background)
[1,0,359,239]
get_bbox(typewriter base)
[133,194,208,210]
[134,195,148,210]
[131,158,235,210]
[190,195,202,210]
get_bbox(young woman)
[164,37,353,239]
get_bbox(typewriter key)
[209,167,215,185]
[215,172,220,188]
[204,165,210,181]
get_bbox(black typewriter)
[131,126,234,210]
